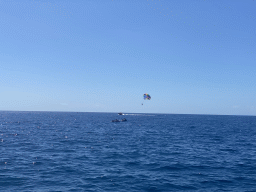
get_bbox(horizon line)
[0,110,254,117]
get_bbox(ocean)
[1,111,256,191]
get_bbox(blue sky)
[0,0,255,115]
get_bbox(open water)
[1,111,256,191]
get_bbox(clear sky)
[0,0,255,115]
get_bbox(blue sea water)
[1,111,256,192]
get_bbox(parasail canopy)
[143,93,151,100]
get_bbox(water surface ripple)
[1,112,256,191]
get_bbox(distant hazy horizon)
[1,110,255,117]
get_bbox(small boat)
[111,119,120,122]
[111,118,127,122]
[118,112,123,115]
